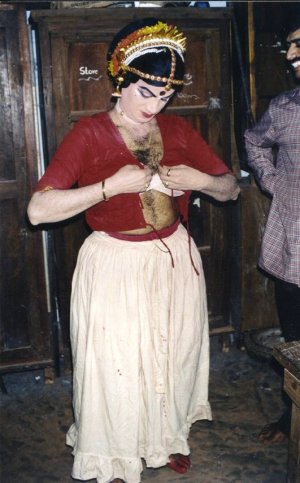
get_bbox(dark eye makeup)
[138,86,174,102]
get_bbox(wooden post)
[247,1,256,121]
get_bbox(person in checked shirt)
[244,13,300,445]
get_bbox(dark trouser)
[275,278,300,342]
[274,278,300,434]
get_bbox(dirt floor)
[0,336,288,482]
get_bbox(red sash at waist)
[106,218,180,242]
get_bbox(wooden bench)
[273,341,300,483]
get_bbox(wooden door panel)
[1,200,31,350]
[69,42,113,113]
[0,18,19,181]
[0,8,51,371]
[175,30,221,108]
[240,185,279,330]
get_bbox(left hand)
[159,164,203,191]
[159,164,240,201]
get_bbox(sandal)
[258,422,288,445]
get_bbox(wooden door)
[31,7,238,352]
[0,7,52,373]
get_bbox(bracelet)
[102,179,108,201]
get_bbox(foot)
[167,453,192,474]
[258,422,288,445]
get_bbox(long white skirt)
[66,223,211,483]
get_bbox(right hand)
[106,165,152,197]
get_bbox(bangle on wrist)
[102,179,109,201]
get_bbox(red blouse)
[35,112,231,231]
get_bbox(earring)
[111,76,124,98]
[111,85,122,98]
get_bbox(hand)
[159,164,201,191]
[107,165,152,197]
[159,165,240,201]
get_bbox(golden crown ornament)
[108,21,186,95]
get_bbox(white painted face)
[286,28,300,79]
[119,79,175,124]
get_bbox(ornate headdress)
[107,20,186,96]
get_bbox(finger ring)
[167,168,171,177]
[165,181,169,188]
[145,182,149,189]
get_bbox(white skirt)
[66,223,211,483]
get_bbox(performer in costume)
[28,18,240,483]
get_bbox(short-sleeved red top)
[35,112,231,231]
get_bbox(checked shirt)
[244,87,300,287]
